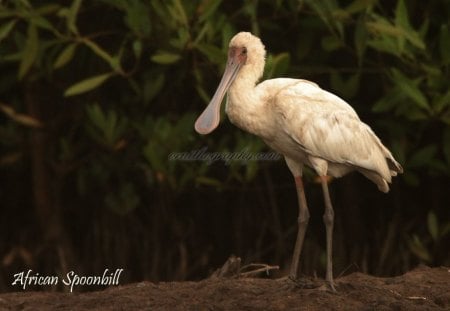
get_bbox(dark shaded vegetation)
[0,0,449,292]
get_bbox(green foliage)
[139,113,201,188]
[151,51,182,64]
[104,182,140,215]
[408,211,450,264]
[65,73,114,97]
[19,23,39,79]
[265,53,291,79]
[53,43,78,69]
[85,103,128,148]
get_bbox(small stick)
[239,263,279,278]
[407,296,427,300]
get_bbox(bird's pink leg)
[289,176,310,279]
[319,175,336,291]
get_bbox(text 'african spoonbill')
[194,32,403,291]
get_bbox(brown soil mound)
[0,266,448,310]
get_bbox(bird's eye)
[242,47,247,54]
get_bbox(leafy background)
[0,0,449,291]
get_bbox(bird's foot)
[326,273,337,292]
[315,279,337,292]
[326,280,337,292]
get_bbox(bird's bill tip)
[194,107,219,135]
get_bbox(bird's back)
[259,79,403,192]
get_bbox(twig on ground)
[211,255,279,279]
[239,263,280,278]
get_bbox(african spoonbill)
[194,32,403,291]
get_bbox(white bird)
[194,32,403,291]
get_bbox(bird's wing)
[270,80,397,181]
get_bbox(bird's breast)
[225,91,270,138]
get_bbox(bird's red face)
[194,45,247,135]
[229,46,248,66]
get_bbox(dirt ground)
[0,265,448,310]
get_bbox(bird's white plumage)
[223,32,403,192]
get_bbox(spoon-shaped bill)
[194,60,241,135]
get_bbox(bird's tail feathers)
[363,132,403,192]
[368,129,403,177]
[360,169,390,193]
[381,145,403,176]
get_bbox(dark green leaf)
[245,160,258,181]
[391,69,429,110]
[321,35,343,51]
[143,141,165,171]
[354,17,367,63]
[367,34,400,56]
[305,0,344,38]
[198,0,222,23]
[432,89,450,114]
[31,15,57,33]
[330,72,360,99]
[367,15,425,51]
[83,39,121,72]
[195,85,210,104]
[427,211,439,241]
[151,51,181,64]
[144,74,165,103]
[195,176,223,188]
[265,52,290,79]
[150,0,168,19]
[395,0,408,52]
[171,0,188,26]
[408,235,432,262]
[440,25,450,64]
[18,23,39,80]
[53,43,77,69]
[394,2,426,50]
[193,21,210,45]
[408,145,437,168]
[123,0,151,36]
[36,4,61,15]
[86,103,105,130]
[0,9,16,19]
[344,0,377,15]
[67,0,82,34]
[0,20,17,42]
[390,140,406,165]
[367,18,403,37]
[345,73,360,98]
[403,171,419,187]
[443,128,450,165]
[195,43,226,64]
[64,72,112,96]
[132,40,142,59]
[105,183,140,215]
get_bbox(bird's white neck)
[225,74,267,137]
